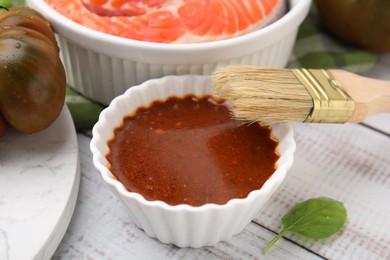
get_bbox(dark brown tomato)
[315,0,390,52]
[0,6,66,135]
[0,111,8,136]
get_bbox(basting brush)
[212,65,390,124]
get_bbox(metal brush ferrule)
[291,69,355,123]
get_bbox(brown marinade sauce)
[106,94,280,206]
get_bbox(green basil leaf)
[282,197,347,239]
[262,197,347,255]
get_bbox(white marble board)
[0,106,80,260]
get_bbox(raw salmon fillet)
[46,0,286,43]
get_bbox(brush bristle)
[212,65,313,123]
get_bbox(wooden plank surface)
[52,119,389,259]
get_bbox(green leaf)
[0,0,24,8]
[0,0,12,8]
[282,197,347,238]
[262,197,347,255]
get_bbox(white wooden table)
[52,53,390,260]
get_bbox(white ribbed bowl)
[26,0,311,105]
[90,75,296,247]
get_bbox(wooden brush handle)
[330,70,390,122]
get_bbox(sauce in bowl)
[106,95,279,206]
